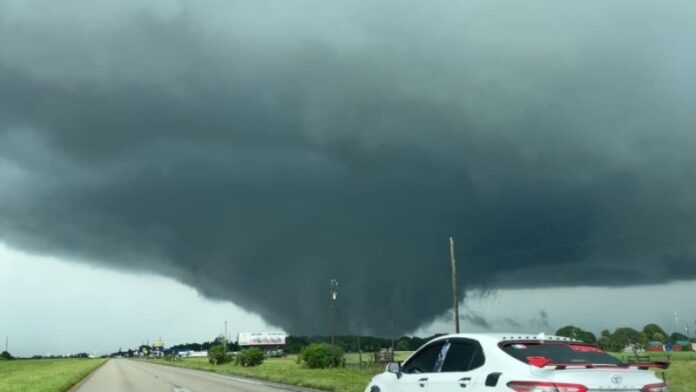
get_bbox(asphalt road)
[75,359,317,392]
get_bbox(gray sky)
[0,242,278,357]
[2,242,694,357]
[2,0,696,351]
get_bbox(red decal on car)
[527,356,552,367]
[568,345,604,353]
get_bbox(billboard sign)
[238,332,286,346]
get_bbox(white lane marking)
[172,386,193,392]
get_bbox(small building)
[178,350,208,358]
[675,340,691,351]
[622,344,644,353]
[647,341,663,352]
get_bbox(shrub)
[0,351,14,360]
[300,343,344,368]
[236,347,265,367]
[208,344,232,365]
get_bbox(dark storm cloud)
[2,0,696,334]
[531,310,552,331]
[503,318,522,328]
[462,313,492,329]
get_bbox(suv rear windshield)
[501,342,624,366]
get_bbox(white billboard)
[238,332,286,346]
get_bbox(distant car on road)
[365,333,668,392]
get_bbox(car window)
[441,341,485,372]
[501,342,623,365]
[402,342,445,374]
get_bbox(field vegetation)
[150,350,696,392]
[150,352,410,392]
[0,358,106,392]
[656,361,696,392]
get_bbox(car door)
[426,338,486,392]
[383,342,445,392]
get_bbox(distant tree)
[641,324,666,343]
[598,330,612,349]
[139,345,151,356]
[607,328,642,352]
[0,351,14,360]
[396,340,411,351]
[208,344,232,365]
[669,332,689,343]
[555,326,597,344]
[285,336,310,354]
[651,332,665,343]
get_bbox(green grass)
[0,359,106,392]
[647,361,696,392]
[150,356,386,392]
[611,351,696,392]
[150,351,413,392]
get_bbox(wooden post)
[450,237,460,333]
[357,327,362,366]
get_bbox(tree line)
[555,323,694,352]
[109,323,694,359]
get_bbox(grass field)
[0,359,106,392]
[654,361,696,392]
[151,356,378,392]
[150,351,696,392]
[611,351,696,392]
[150,351,412,392]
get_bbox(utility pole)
[224,321,228,350]
[356,325,362,366]
[4,336,7,353]
[330,279,338,346]
[450,237,460,333]
[391,321,395,354]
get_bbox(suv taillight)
[507,381,588,392]
[642,383,668,392]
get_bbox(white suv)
[365,333,668,392]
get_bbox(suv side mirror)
[387,362,402,379]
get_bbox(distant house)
[177,350,208,358]
[622,344,644,353]
[647,341,663,352]
[676,340,691,351]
